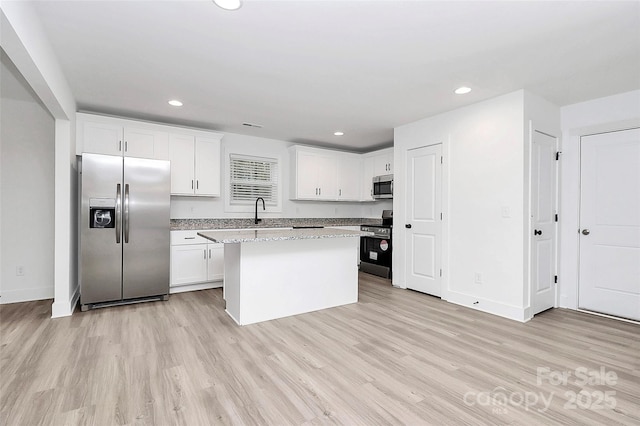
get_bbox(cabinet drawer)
[171,230,209,245]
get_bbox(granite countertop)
[197,228,368,243]
[171,218,381,231]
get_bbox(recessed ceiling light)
[454,86,472,95]
[213,0,242,10]
[334,131,344,136]
[168,100,183,107]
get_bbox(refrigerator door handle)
[124,183,130,243]
[115,184,122,243]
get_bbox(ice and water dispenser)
[89,198,116,229]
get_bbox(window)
[229,154,278,205]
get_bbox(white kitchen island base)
[222,234,359,326]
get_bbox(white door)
[531,131,558,315]
[405,144,442,296]
[579,128,640,321]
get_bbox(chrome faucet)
[255,197,265,224]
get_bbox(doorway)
[405,144,442,296]
[578,127,640,321]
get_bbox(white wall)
[394,90,559,321]
[1,52,55,303]
[2,2,78,317]
[171,132,392,220]
[558,90,640,309]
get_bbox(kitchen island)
[198,228,365,325]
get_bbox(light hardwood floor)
[1,273,639,425]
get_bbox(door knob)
[534,229,542,236]
[582,229,590,235]
[405,224,412,229]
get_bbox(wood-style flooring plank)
[1,272,639,425]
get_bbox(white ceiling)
[31,0,640,151]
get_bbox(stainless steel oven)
[360,210,393,278]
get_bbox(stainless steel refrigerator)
[79,153,170,311]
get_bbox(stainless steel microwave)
[373,174,393,199]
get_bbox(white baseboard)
[51,285,79,318]
[445,291,530,322]
[0,286,54,304]
[170,281,222,294]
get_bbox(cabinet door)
[316,152,337,199]
[124,128,169,160]
[361,156,375,201]
[170,244,208,286]
[374,153,392,175]
[295,150,321,199]
[123,127,156,158]
[82,121,123,156]
[207,243,225,281]
[194,137,221,196]
[169,134,196,195]
[337,154,361,201]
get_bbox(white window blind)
[229,154,279,205]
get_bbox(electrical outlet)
[474,272,482,284]
[16,266,24,276]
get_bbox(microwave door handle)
[124,183,130,244]
[390,181,393,195]
[115,184,121,244]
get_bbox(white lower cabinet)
[170,231,223,293]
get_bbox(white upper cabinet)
[290,145,393,202]
[290,147,337,200]
[77,113,169,159]
[169,134,222,197]
[372,147,393,175]
[81,120,122,156]
[336,153,362,201]
[76,113,223,197]
[195,137,221,196]
[124,127,169,159]
[169,134,196,194]
[361,156,376,201]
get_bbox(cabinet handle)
[319,188,321,196]
[184,237,195,240]
[204,249,207,259]
[125,141,128,152]
[209,249,212,258]
[196,180,199,190]
[339,189,342,196]
[119,140,122,152]
[192,180,194,190]
[316,188,318,195]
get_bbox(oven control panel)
[361,226,391,238]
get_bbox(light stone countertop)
[198,227,370,243]
[171,218,381,230]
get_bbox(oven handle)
[362,235,389,240]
